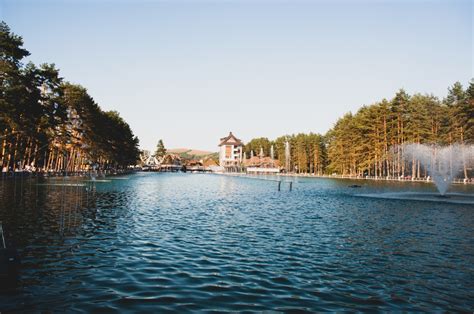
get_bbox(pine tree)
[0,22,140,171]
[154,139,167,158]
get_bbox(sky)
[1,0,472,152]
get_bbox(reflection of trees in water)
[0,176,98,247]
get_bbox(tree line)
[1,22,140,173]
[245,81,473,178]
[244,134,327,175]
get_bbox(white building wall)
[219,144,243,166]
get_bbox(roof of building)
[161,153,182,165]
[202,157,219,167]
[184,159,202,167]
[243,156,280,168]
[219,132,243,147]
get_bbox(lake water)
[0,173,473,312]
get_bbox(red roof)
[219,132,243,146]
[243,156,280,167]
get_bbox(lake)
[0,173,473,312]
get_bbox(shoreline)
[0,169,134,180]
[216,172,474,185]
[5,169,472,187]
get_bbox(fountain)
[357,143,474,205]
[403,143,473,195]
[270,145,274,160]
[285,141,290,172]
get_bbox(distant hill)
[168,148,215,156]
[168,148,218,161]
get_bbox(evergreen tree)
[465,80,474,144]
[244,137,271,157]
[0,21,140,171]
[154,139,166,158]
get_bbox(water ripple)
[0,173,473,311]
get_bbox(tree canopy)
[0,21,140,172]
[325,84,473,178]
[245,82,473,179]
[154,139,166,158]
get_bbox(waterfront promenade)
[222,172,474,185]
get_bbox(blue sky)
[1,0,472,151]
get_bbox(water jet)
[403,143,473,195]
